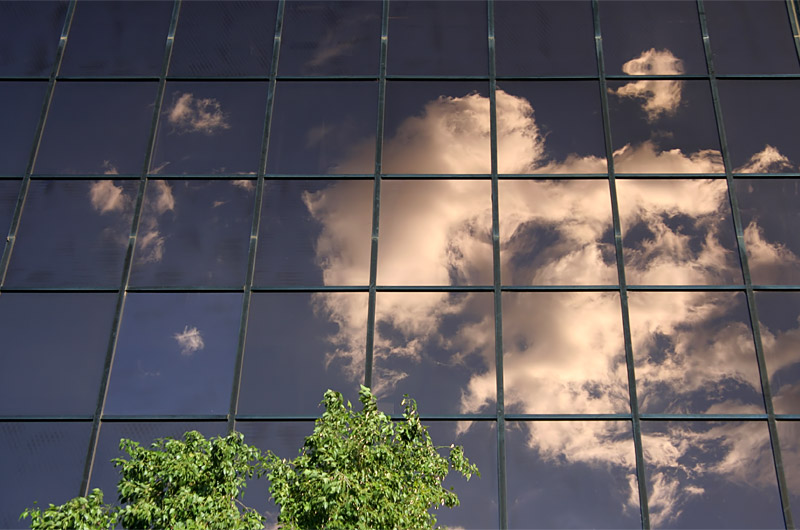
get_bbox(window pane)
[502,292,629,414]
[0,82,47,175]
[0,1,66,76]
[0,180,20,240]
[129,180,255,287]
[105,293,242,416]
[777,421,800,515]
[5,180,136,287]
[756,292,800,414]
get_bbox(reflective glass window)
[499,180,616,285]
[383,81,490,174]
[777,421,800,514]
[0,180,20,239]
[608,80,722,174]
[387,1,487,76]
[736,179,800,284]
[254,180,373,287]
[0,82,47,175]
[617,179,741,285]
[502,292,629,414]
[105,293,242,416]
[629,291,762,414]
[373,292,494,416]
[5,180,136,287]
[129,180,255,287]
[706,0,800,75]
[35,82,156,175]
[755,292,800,414]
[495,0,596,76]
[641,421,783,528]
[0,293,115,415]
[279,1,381,76]
[238,292,367,416]
[60,1,172,76]
[600,0,706,75]
[0,1,66,76]
[0,422,92,529]
[169,1,277,77]
[267,81,377,175]
[506,421,639,529]
[152,82,268,175]
[377,180,492,285]
[719,81,800,173]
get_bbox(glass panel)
[238,292,367,416]
[372,292,494,416]
[502,292,629,414]
[736,179,800,284]
[129,180,255,287]
[387,1,487,76]
[0,293,115,415]
[499,180,616,285]
[706,0,800,75]
[105,293,242,416]
[266,81,377,175]
[496,81,605,174]
[0,82,47,175]
[5,180,136,287]
[89,421,227,502]
[755,292,800,414]
[377,180,492,285]
[641,421,783,529]
[777,421,800,515]
[629,292,762,414]
[608,80,721,173]
[254,180,372,286]
[60,1,172,76]
[0,180,20,239]
[719,81,800,174]
[35,82,156,175]
[600,0,706,75]
[152,81,268,175]
[506,421,640,529]
[0,422,92,529]
[495,0,596,76]
[0,1,66,76]
[279,1,381,76]
[169,1,277,77]
[617,179,741,285]
[383,81,490,174]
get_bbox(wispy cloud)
[173,325,205,355]
[89,180,127,214]
[167,92,230,134]
[609,49,685,122]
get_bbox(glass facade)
[1,1,799,528]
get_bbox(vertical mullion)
[79,0,182,497]
[592,1,650,528]
[228,0,285,433]
[787,0,800,64]
[698,2,795,528]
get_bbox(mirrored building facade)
[2,0,800,527]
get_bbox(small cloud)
[167,92,230,134]
[734,145,793,173]
[212,200,227,208]
[610,49,685,122]
[150,160,171,175]
[231,179,255,192]
[101,160,119,175]
[89,180,126,214]
[137,230,166,263]
[173,325,205,355]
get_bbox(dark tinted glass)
[0,1,66,76]
[755,292,800,414]
[169,1,277,77]
[387,1,487,76]
[35,82,156,175]
[641,421,783,528]
[279,1,381,76]
[105,293,242,415]
[129,180,254,287]
[617,179,741,285]
[0,293,115,415]
[502,292,629,414]
[5,180,136,287]
[254,180,373,286]
[0,180,20,239]
[495,1,596,76]
[384,81,490,174]
[0,82,47,175]
[60,1,172,76]
[238,292,367,416]
[152,82,268,175]
[267,81,377,174]
[0,422,92,529]
[777,421,800,515]
[506,421,640,529]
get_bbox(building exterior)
[1,0,800,527]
